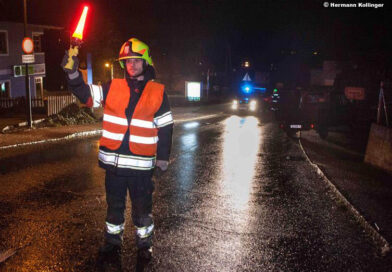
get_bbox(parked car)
[275,87,331,139]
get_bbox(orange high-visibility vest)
[99,79,164,156]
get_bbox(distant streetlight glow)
[104,62,113,79]
[244,61,250,67]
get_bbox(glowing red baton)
[71,6,89,46]
[64,6,89,70]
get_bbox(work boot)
[99,241,122,254]
[137,246,152,260]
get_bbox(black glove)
[61,47,79,74]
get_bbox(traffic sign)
[22,54,35,64]
[242,73,252,81]
[14,63,45,77]
[345,87,365,100]
[22,37,34,54]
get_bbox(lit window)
[0,30,8,55]
[0,82,10,98]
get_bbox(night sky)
[1,0,391,70]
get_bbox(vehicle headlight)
[250,100,257,111]
[232,99,238,109]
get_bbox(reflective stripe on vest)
[102,130,124,141]
[99,79,164,155]
[130,135,158,144]
[104,114,128,126]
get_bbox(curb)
[2,118,46,133]
[298,132,390,256]
[0,113,223,150]
[0,130,102,150]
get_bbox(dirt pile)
[2,104,99,134]
[44,103,98,127]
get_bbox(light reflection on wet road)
[0,108,391,271]
[219,115,261,211]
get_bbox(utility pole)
[23,0,32,128]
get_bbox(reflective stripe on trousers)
[106,221,125,235]
[136,223,154,239]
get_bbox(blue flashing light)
[241,84,253,94]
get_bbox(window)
[0,81,11,98]
[32,32,43,53]
[35,77,43,98]
[0,30,8,55]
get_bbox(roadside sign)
[14,63,45,77]
[22,37,34,54]
[185,81,201,101]
[22,54,35,64]
[344,87,365,100]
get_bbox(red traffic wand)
[71,6,89,47]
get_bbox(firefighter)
[61,38,173,260]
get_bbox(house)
[310,61,343,87]
[0,21,64,100]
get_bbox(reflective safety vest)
[99,79,164,156]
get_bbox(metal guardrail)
[47,95,77,116]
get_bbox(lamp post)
[23,0,32,128]
[105,62,113,80]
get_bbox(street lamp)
[23,0,32,128]
[104,62,113,80]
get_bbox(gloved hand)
[61,46,79,75]
[155,160,169,171]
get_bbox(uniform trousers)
[104,170,154,249]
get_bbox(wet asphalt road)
[0,106,391,271]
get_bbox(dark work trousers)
[104,170,154,249]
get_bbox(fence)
[0,95,79,116]
[47,95,77,116]
[0,97,44,109]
